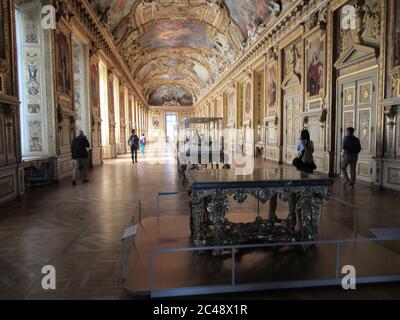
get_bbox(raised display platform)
[123,208,400,298]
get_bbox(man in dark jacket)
[128,129,139,164]
[341,127,362,189]
[71,130,90,186]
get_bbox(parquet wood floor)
[0,146,399,299]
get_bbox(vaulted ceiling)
[90,0,284,107]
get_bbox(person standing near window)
[128,129,139,164]
[71,130,90,186]
[341,127,362,189]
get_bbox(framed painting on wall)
[305,32,325,102]
[0,1,5,59]
[227,90,236,126]
[56,30,72,96]
[265,63,276,109]
[395,0,400,67]
[245,82,251,114]
[152,116,160,129]
[90,62,99,107]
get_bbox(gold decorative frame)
[358,81,373,105]
[0,73,5,94]
[55,21,73,98]
[244,80,252,115]
[265,51,278,113]
[358,107,372,153]
[305,30,326,106]
[343,110,355,131]
[343,85,356,107]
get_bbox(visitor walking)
[293,129,316,174]
[71,130,90,186]
[128,129,139,163]
[139,133,146,155]
[341,127,362,189]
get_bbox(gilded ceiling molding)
[67,0,147,107]
[194,0,329,108]
[107,0,248,105]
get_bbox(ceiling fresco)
[159,74,185,81]
[224,0,271,40]
[91,0,286,106]
[149,86,194,107]
[138,21,214,50]
[90,0,138,32]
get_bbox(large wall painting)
[245,82,251,114]
[152,116,160,129]
[73,44,83,131]
[0,2,4,58]
[148,86,193,107]
[266,64,276,108]
[228,91,236,125]
[306,33,325,99]
[225,0,270,39]
[395,1,400,66]
[90,62,100,107]
[56,31,72,95]
[138,21,214,50]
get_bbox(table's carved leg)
[296,190,322,246]
[208,190,229,248]
[191,192,204,247]
[269,194,278,222]
[287,193,297,231]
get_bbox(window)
[99,60,109,147]
[165,113,178,143]
[72,38,89,138]
[113,77,120,144]
[16,2,51,159]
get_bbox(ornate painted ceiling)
[90,0,285,107]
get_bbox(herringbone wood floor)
[1,145,400,299]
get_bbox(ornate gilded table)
[186,168,333,248]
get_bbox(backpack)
[133,135,139,146]
[129,135,139,147]
[349,136,362,154]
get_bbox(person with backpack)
[341,127,362,188]
[293,129,316,174]
[128,129,139,164]
[139,133,146,156]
